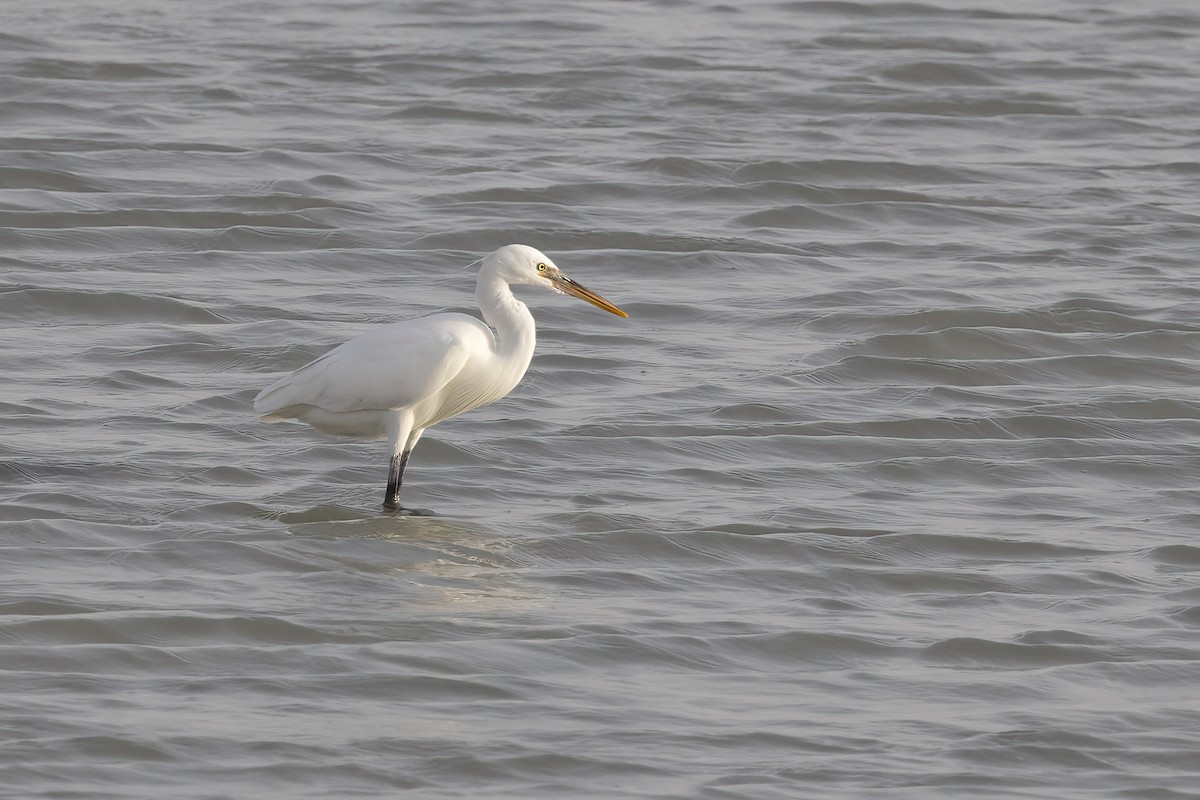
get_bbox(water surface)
[3,1,1200,798]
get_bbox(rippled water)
[4,0,1200,797]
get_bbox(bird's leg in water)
[383,449,412,511]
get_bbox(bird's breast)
[412,349,531,429]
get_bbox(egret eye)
[536,263,548,272]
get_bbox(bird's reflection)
[274,502,542,612]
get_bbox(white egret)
[254,244,628,513]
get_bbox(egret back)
[253,313,495,420]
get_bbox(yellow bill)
[552,274,629,318]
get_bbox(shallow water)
[4,0,1200,797]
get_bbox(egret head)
[486,244,628,318]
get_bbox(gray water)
[3,0,1200,797]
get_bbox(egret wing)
[254,316,483,415]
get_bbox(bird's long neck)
[476,270,537,369]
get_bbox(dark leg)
[383,449,412,511]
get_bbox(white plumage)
[254,244,628,512]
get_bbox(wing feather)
[254,314,490,416]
